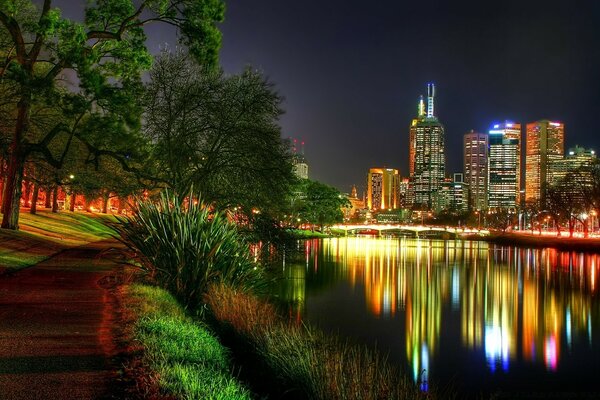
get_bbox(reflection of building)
[464,130,488,211]
[367,168,400,210]
[408,83,446,211]
[525,121,564,205]
[488,122,521,210]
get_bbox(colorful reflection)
[278,237,600,388]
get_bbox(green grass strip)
[128,284,251,400]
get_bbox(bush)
[116,191,265,308]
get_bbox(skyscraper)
[488,122,521,210]
[367,168,400,210]
[463,130,488,211]
[408,83,445,210]
[291,139,309,179]
[525,121,564,205]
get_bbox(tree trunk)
[30,183,39,215]
[70,192,76,212]
[1,149,26,229]
[44,187,52,208]
[85,196,92,212]
[23,181,32,208]
[52,186,59,213]
[102,193,109,214]
[1,96,31,230]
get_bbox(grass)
[205,283,433,400]
[0,209,117,271]
[127,284,252,400]
[287,229,330,239]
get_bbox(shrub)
[116,191,265,308]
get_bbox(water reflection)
[277,237,600,392]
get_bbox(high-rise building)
[525,121,564,205]
[408,83,445,210]
[488,122,521,210]
[439,173,469,212]
[291,139,309,179]
[367,168,400,210]
[463,130,488,211]
[550,145,597,185]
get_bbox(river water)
[274,237,600,397]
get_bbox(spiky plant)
[116,191,265,308]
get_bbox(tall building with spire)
[408,83,445,210]
[488,122,521,210]
[525,120,564,205]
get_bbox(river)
[274,237,600,397]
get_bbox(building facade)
[408,83,446,210]
[550,145,596,185]
[463,130,488,211]
[488,122,521,210]
[525,120,564,205]
[367,168,400,210]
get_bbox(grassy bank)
[204,283,432,400]
[0,210,116,271]
[126,284,252,400]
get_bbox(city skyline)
[215,0,600,192]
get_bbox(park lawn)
[0,209,117,271]
[126,284,252,400]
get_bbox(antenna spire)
[427,83,435,118]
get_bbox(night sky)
[57,0,600,194]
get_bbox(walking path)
[0,240,127,400]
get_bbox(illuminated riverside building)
[367,168,400,210]
[408,83,446,211]
[550,145,597,185]
[488,122,521,210]
[525,121,564,205]
[464,130,488,211]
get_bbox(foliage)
[127,284,251,400]
[205,283,432,400]
[115,190,266,309]
[292,179,350,230]
[0,0,224,229]
[143,50,295,216]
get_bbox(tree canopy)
[0,0,224,229]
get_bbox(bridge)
[332,224,489,238]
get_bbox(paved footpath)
[0,240,127,400]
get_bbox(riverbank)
[462,231,600,253]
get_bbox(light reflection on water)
[276,237,600,394]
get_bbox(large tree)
[143,50,296,217]
[0,0,224,229]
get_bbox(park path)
[0,240,128,400]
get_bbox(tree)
[143,50,296,218]
[296,179,350,231]
[546,174,587,238]
[0,0,224,229]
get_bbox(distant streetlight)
[69,174,75,180]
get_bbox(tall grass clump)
[128,284,252,400]
[116,191,265,308]
[205,283,432,400]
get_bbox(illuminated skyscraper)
[464,130,488,211]
[367,168,400,210]
[550,145,597,185]
[525,121,564,205]
[291,139,309,179]
[408,83,445,210]
[488,122,521,210]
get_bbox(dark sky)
[57,1,600,194]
